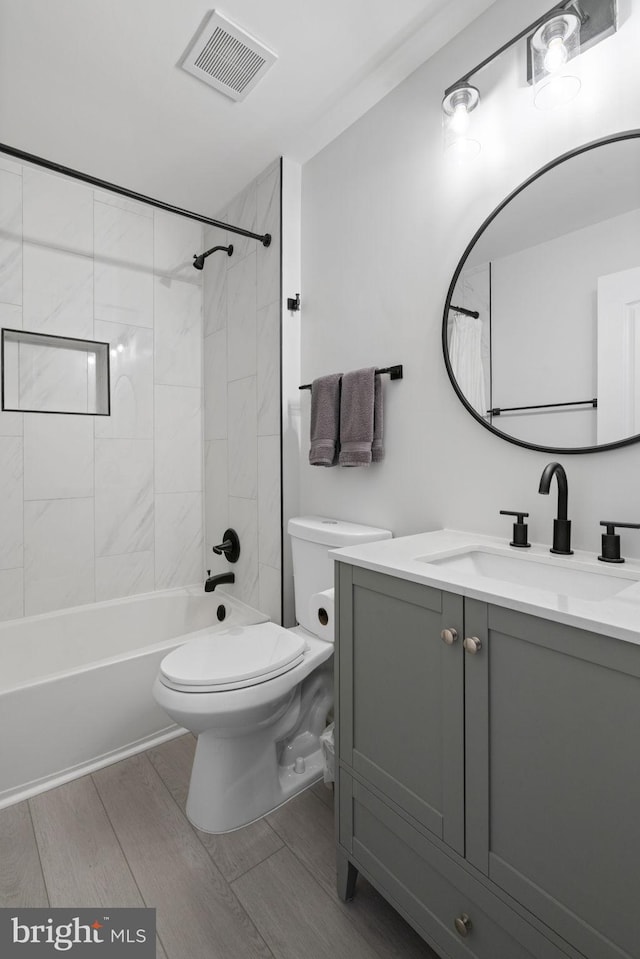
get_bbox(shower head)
[193,244,233,270]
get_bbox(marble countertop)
[331,529,640,645]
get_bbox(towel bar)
[299,365,403,391]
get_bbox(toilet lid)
[159,622,307,691]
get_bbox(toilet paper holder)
[317,607,330,627]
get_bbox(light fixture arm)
[443,1,588,96]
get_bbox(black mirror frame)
[442,129,640,455]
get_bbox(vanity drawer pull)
[463,636,482,655]
[454,913,472,937]
[440,628,458,645]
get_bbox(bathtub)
[0,586,268,809]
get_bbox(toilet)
[152,516,391,833]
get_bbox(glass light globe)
[531,13,581,111]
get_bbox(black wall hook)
[287,293,301,312]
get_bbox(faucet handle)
[598,521,640,564]
[500,510,531,548]
[211,528,241,563]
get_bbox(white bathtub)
[0,586,268,809]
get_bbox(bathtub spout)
[205,571,235,593]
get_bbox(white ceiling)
[0,0,496,215]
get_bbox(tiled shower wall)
[0,154,205,620]
[203,160,282,623]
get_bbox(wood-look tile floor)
[0,734,439,959]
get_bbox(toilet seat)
[159,622,307,693]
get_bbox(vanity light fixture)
[442,0,617,156]
[531,11,581,109]
[441,82,481,159]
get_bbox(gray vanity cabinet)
[335,562,640,959]
[464,599,640,959]
[336,564,465,855]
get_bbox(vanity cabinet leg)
[337,848,359,901]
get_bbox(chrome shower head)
[192,244,233,270]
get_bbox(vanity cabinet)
[335,562,640,959]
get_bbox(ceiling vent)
[180,10,277,101]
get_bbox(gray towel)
[372,374,384,462]
[339,367,376,467]
[309,373,342,466]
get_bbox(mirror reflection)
[444,133,640,452]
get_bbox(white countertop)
[331,529,640,645]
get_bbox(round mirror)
[443,131,640,453]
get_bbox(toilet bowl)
[153,624,333,832]
[153,516,391,833]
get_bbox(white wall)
[300,0,640,559]
[281,158,302,626]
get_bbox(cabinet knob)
[454,913,472,937]
[463,636,482,655]
[440,628,458,646]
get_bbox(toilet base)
[185,665,332,833]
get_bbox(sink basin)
[421,548,640,601]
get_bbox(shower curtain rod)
[0,143,272,247]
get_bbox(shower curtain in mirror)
[449,313,486,417]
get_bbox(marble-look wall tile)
[228,496,259,609]
[24,414,93,500]
[227,252,257,381]
[95,551,155,603]
[0,568,23,622]
[202,161,282,621]
[24,498,95,616]
[95,439,154,557]
[154,278,202,387]
[226,182,257,263]
[204,330,227,440]
[0,156,22,176]
[0,304,23,436]
[154,210,203,282]
[155,492,203,590]
[23,168,93,256]
[257,301,280,436]
[94,200,155,263]
[94,320,153,439]
[228,377,257,500]
[203,223,228,336]
[0,168,22,305]
[93,190,153,219]
[22,244,93,338]
[259,563,282,625]
[205,440,229,559]
[155,386,202,493]
[258,435,281,569]
[0,436,23,569]
[256,164,280,310]
[17,342,91,414]
[94,200,154,328]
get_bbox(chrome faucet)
[538,462,573,555]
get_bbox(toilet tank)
[288,516,392,634]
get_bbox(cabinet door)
[336,563,464,854]
[465,599,640,959]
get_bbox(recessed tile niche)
[1,328,110,415]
